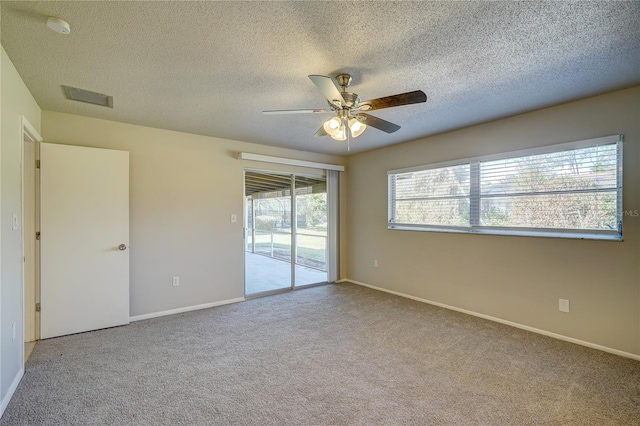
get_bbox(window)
[388,135,623,240]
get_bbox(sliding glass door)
[246,191,292,293]
[294,178,328,286]
[244,171,328,296]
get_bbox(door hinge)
[35,303,41,312]
[36,231,41,240]
[36,160,40,169]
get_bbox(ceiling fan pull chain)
[346,118,351,152]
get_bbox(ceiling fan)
[263,74,427,146]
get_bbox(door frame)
[21,116,42,365]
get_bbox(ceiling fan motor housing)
[340,92,360,108]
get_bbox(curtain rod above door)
[238,152,345,172]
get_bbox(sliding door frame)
[243,168,331,298]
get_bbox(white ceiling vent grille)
[62,86,113,108]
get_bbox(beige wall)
[346,86,640,356]
[1,46,42,401]
[41,111,346,317]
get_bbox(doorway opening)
[244,171,329,296]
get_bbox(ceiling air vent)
[62,85,113,108]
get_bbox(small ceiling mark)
[62,86,113,108]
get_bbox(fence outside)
[246,228,327,271]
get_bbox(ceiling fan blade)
[308,75,346,107]
[357,113,401,133]
[358,90,427,111]
[263,109,331,115]
[314,125,328,137]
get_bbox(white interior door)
[40,143,129,339]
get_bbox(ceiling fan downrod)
[336,74,352,92]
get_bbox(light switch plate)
[231,214,237,223]
[12,213,19,231]
[559,299,570,313]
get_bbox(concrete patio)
[245,252,327,294]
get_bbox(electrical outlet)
[374,260,379,268]
[559,299,570,313]
[172,276,180,287]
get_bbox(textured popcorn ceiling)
[1,1,639,155]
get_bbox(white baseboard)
[344,279,640,361]
[1,367,24,417]
[129,297,245,322]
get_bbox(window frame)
[388,135,623,241]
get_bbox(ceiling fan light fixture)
[348,118,366,137]
[330,123,347,141]
[323,116,341,136]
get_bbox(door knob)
[118,244,127,251]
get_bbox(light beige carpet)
[2,283,639,425]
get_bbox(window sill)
[387,225,623,241]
